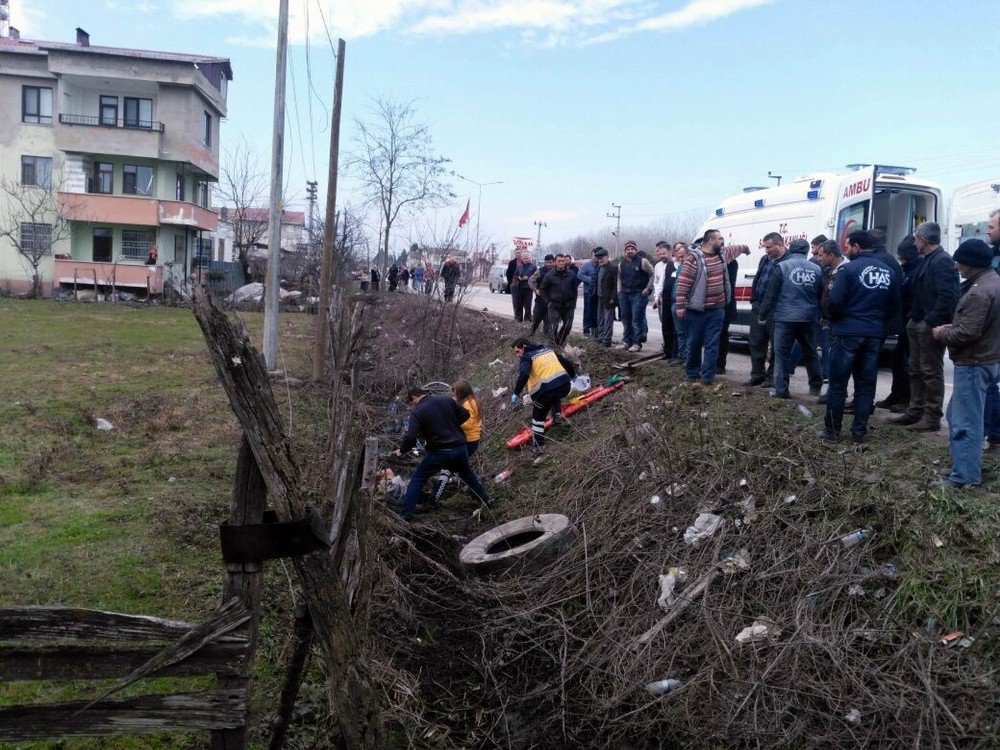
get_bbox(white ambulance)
[694,164,997,339]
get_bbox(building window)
[203,111,212,146]
[22,86,53,124]
[93,228,113,262]
[20,223,52,255]
[90,162,114,194]
[175,170,185,201]
[193,236,213,266]
[217,238,226,262]
[99,95,118,126]
[195,180,210,208]
[123,97,152,129]
[173,234,186,265]
[123,164,154,196]
[121,229,152,260]
[21,156,52,188]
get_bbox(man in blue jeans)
[932,239,1000,487]
[396,388,492,520]
[616,241,655,352]
[820,231,901,442]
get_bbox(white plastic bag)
[571,374,591,393]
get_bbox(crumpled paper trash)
[656,567,688,610]
[735,617,781,644]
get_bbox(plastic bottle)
[645,678,683,695]
[840,528,874,548]
[494,468,513,484]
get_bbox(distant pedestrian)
[511,337,576,453]
[396,388,492,520]
[932,239,1000,486]
[889,222,960,432]
[759,238,824,398]
[388,264,399,292]
[617,241,655,352]
[510,252,536,323]
[370,267,380,291]
[670,243,689,360]
[577,249,599,337]
[529,255,556,337]
[594,248,618,347]
[424,263,435,295]
[442,258,461,302]
[413,265,425,292]
[452,379,483,458]
[820,230,900,442]
[675,230,749,385]
[744,232,783,387]
[400,266,410,290]
[651,241,678,359]
[540,253,581,345]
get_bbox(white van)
[692,164,1000,339]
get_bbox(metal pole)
[607,203,621,256]
[312,38,345,383]
[534,219,547,261]
[262,0,289,370]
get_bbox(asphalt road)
[461,284,955,407]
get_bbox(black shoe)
[889,413,921,425]
[818,428,840,442]
[874,397,896,409]
[769,390,790,399]
[760,380,774,389]
[716,366,726,375]
[889,402,909,413]
[743,377,764,387]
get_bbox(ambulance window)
[837,201,868,251]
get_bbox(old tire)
[460,513,573,576]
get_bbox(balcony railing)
[58,114,165,133]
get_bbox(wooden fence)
[0,438,265,747]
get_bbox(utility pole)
[311,38,346,383]
[305,180,318,247]
[534,220,547,262]
[262,0,289,371]
[768,171,782,186]
[607,203,621,256]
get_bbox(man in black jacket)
[594,248,618,347]
[744,233,785,386]
[889,222,960,431]
[876,236,920,412]
[529,255,556,337]
[396,388,491,520]
[540,254,581,345]
[869,228,907,409]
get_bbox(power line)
[286,47,311,183]
[301,0,321,172]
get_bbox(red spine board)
[506,380,627,449]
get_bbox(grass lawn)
[0,299,315,748]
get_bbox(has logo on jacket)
[790,267,817,285]
[859,265,891,290]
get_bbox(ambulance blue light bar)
[807,190,820,200]
[754,199,765,208]
[715,208,724,216]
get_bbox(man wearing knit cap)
[932,239,1000,487]
[889,221,960,432]
[617,240,655,352]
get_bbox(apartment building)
[0,26,232,295]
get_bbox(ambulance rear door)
[948,179,1000,251]
[834,165,876,251]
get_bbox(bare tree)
[348,98,453,279]
[0,174,75,297]
[215,135,269,279]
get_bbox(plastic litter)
[845,708,862,724]
[683,513,723,546]
[649,495,661,505]
[940,631,975,648]
[638,471,648,481]
[783,494,798,505]
[847,584,865,597]
[797,404,812,418]
[665,482,686,498]
[494,468,513,484]
[740,496,758,523]
[931,534,945,548]
[656,567,687,610]
[95,418,115,431]
[738,478,748,487]
[840,528,875,548]
[719,549,750,574]
[488,358,504,367]
[735,617,780,644]
[645,678,683,696]
[571,374,592,392]
[492,387,509,398]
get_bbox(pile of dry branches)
[347,294,997,748]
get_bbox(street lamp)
[454,172,503,259]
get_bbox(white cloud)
[171,0,775,46]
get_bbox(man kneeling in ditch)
[510,337,576,454]
[394,388,492,520]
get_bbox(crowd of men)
[381,258,463,300]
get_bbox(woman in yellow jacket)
[452,379,482,457]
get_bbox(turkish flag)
[458,199,470,228]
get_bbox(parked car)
[488,264,509,293]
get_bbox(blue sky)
[12,0,1000,253]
